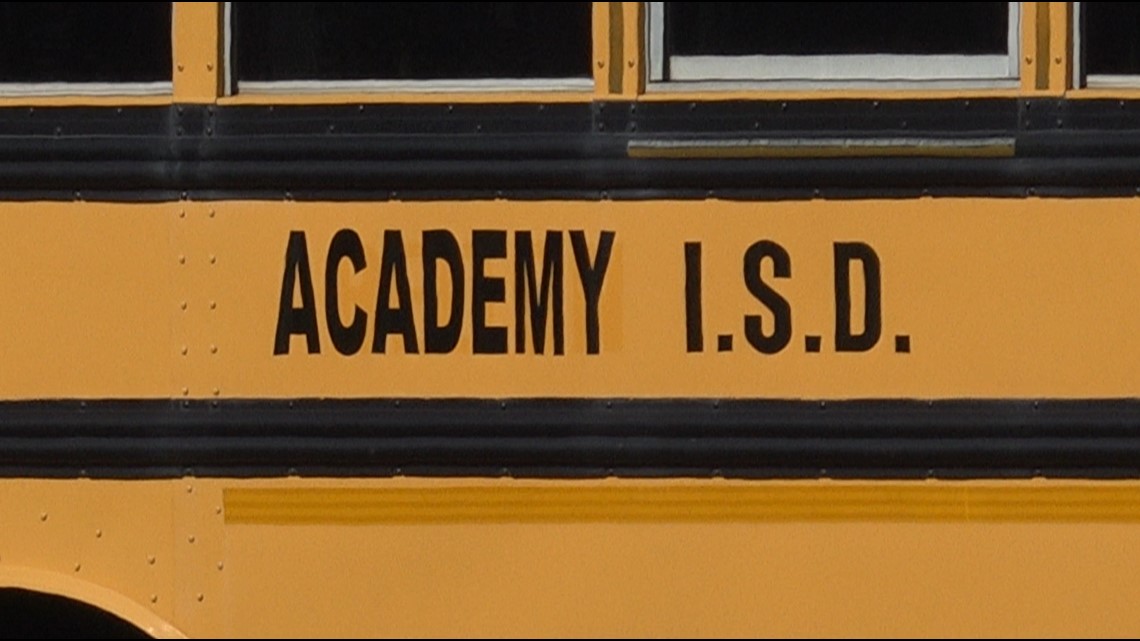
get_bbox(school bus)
[3,2,1140,637]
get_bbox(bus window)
[1077,2,1140,87]
[647,2,1019,87]
[230,2,594,93]
[0,2,171,95]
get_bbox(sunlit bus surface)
[2,3,1140,637]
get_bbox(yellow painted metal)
[172,2,223,103]
[592,3,616,96]
[1020,2,1042,93]
[0,204,176,398]
[0,480,186,636]
[1049,2,1073,92]
[1020,1,1073,95]
[225,483,1140,525]
[621,2,643,97]
[205,197,1140,399]
[6,478,1140,637]
[6,197,1140,400]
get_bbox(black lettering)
[743,240,792,354]
[472,230,508,354]
[325,229,368,356]
[570,230,615,355]
[684,242,703,353]
[372,230,419,354]
[834,242,882,352]
[273,231,320,355]
[422,230,465,354]
[514,231,564,355]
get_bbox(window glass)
[0,3,171,84]
[233,2,592,84]
[1082,3,1140,79]
[668,3,1008,57]
[651,2,1018,84]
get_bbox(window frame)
[646,2,1022,90]
[223,1,595,96]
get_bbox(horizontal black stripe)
[3,100,1140,198]
[2,399,1140,479]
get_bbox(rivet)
[206,62,214,71]
[147,555,156,565]
[188,535,196,544]
[39,512,47,522]
[627,59,635,68]
[1054,56,1062,64]
[209,301,217,310]
[197,593,205,602]
[150,595,158,604]
[95,529,102,538]
[217,561,224,570]
[179,210,185,218]
[74,563,81,572]
[181,387,189,396]
[180,301,187,310]
[209,209,215,218]
[186,485,194,494]
[212,388,220,397]
[210,345,218,354]
[177,63,184,72]
[209,255,217,264]
[215,506,223,515]
[1025,56,1033,65]
[178,255,186,264]
[596,60,605,68]
[181,346,188,356]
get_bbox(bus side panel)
[0,204,176,398]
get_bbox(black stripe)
[3,100,1140,199]
[3,399,1140,479]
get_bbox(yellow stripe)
[608,3,624,94]
[1036,2,1051,91]
[224,483,1140,525]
